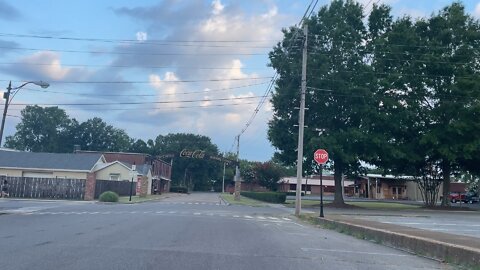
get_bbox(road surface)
[0,193,451,270]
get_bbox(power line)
[0,32,276,44]
[0,46,267,56]
[20,81,270,97]
[233,0,318,145]
[8,95,268,106]
[1,77,273,85]
[0,62,271,71]
[7,101,261,112]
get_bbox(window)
[289,184,296,190]
[109,174,120,181]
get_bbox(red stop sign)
[314,149,329,164]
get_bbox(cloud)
[0,51,90,81]
[0,0,20,20]
[136,31,147,42]
[212,0,225,15]
[108,0,287,158]
[475,3,480,18]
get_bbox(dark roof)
[0,150,103,171]
[117,161,151,175]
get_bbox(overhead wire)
[0,76,273,85]
[230,0,319,152]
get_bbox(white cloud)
[475,3,480,18]
[136,31,148,42]
[10,51,89,81]
[212,0,224,15]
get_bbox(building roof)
[0,150,104,172]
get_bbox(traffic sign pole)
[314,149,328,218]
[320,164,324,218]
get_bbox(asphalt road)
[0,193,451,270]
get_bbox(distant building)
[76,150,172,194]
[278,175,355,196]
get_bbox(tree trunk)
[441,161,451,206]
[333,160,345,205]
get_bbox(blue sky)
[1,0,479,161]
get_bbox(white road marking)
[156,211,164,214]
[257,216,266,220]
[282,218,292,221]
[268,217,279,220]
[168,211,176,214]
[194,212,201,215]
[233,215,240,218]
[244,215,253,219]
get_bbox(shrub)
[170,186,188,193]
[240,191,287,203]
[286,192,305,196]
[99,191,119,202]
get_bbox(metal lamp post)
[129,162,136,202]
[1,80,49,146]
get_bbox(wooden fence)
[95,179,136,199]
[1,176,86,200]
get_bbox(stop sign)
[314,149,329,164]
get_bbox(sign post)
[314,149,328,218]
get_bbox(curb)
[218,195,230,206]
[316,218,480,267]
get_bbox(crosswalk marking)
[12,210,295,224]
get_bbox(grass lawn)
[284,200,420,210]
[220,193,267,207]
[117,194,163,204]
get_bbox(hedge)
[286,192,305,196]
[170,186,188,193]
[99,191,119,202]
[240,191,286,203]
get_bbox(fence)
[1,176,86,200]
[95,179,136,199]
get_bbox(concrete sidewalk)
[316,213,480,267]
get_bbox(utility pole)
[295,24,308,217]
[0,81,12,147]
[234,135,241,200]
[222,161,226,193]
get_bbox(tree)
[254,162,283,191]
[269,0,374,205]
[129,139,150,154]
[150,133,223,191]
[369,3,480,206]
[75,117,131,152]
[5,105,75,152]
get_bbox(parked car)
[463,191,479,204]
[448,192,462,203]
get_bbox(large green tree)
[75,117,132,152]
[5,105,76,152]
[369,3,480,206]
[269,0,375,205]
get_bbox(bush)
[240,191,287,203]
[170,186,188,193]
[286,192,305,196]
[99,191,119,202]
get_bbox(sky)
[1,0,479,161]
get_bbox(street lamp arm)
[11,81,50,90]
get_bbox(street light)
[0,80,50,146]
